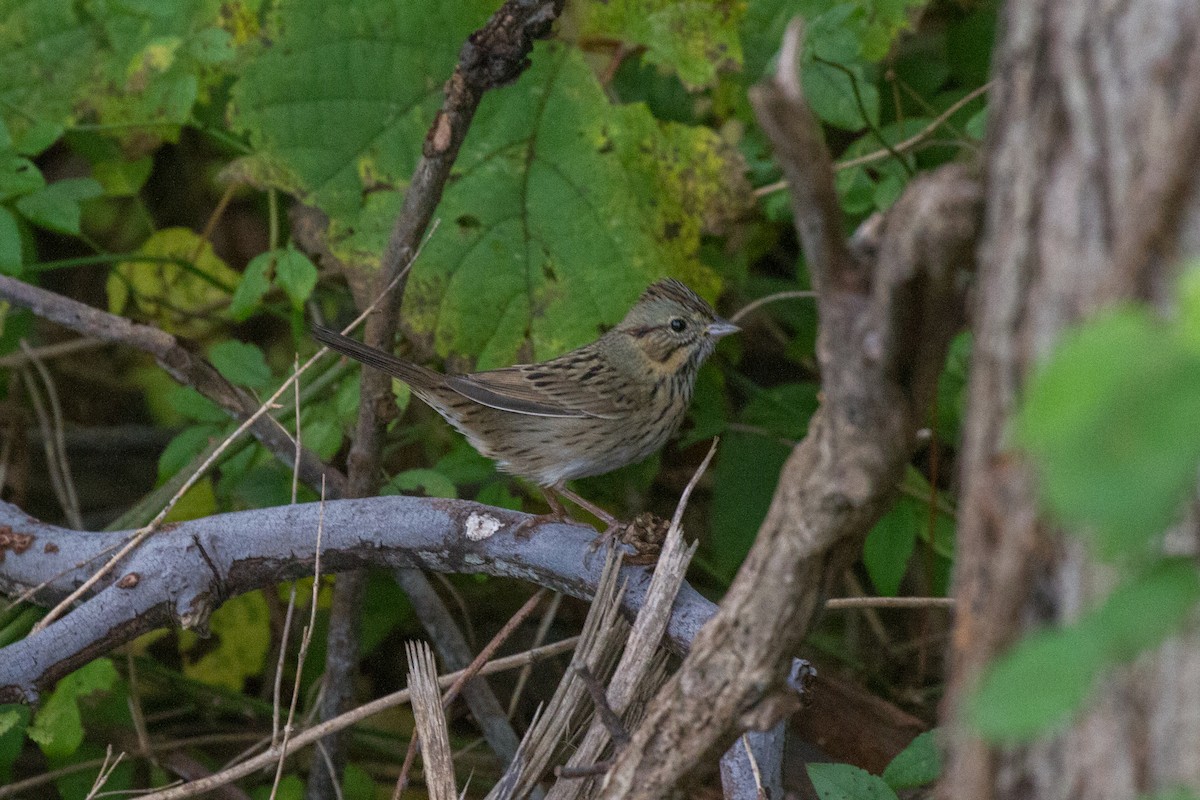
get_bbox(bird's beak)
[706,317,740,339]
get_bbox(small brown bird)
[313,278,738,534]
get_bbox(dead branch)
[595,21,982,798]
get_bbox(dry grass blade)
[407,642,458,800]
[486,548,630,800]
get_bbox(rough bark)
[596,24,982,797]
[941,1,1200,797]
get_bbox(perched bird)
[313,278,738,535]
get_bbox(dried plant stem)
[392,589,548,798]
[269,484,326,800]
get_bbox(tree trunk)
[942,1,1200,798]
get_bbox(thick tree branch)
[0,275,345,499]
[0,497,742,701]
[595,22,982,798]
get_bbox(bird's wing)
[445,357,633,420]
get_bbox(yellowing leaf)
[162,476,218,523]
[108,227,239,336]
[180,591,271,691]
[580,0,744,90]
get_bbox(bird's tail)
[311,325,438,387]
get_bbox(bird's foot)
[511,511,569,540]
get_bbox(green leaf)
[475,480,523,511]
[167,385,229,423]
[0,705,30,783]
[1139,790,1200,800]
[384,468,458,499]
[0,207,21,276]
[230,0,494,219]
[1016,308,1200,555]
[882,730,941,789]
[158,425,218,481]
[14,177,101,235]
[970,562,1200,741]
[710,430,791,580]
[679,364,728,448]
[334,377,361,425]
[968,625,1104,741]
[27,659,119,760]
[91,156,154,197]
[109,227,241,337]
[81,1,235,146]
[209,339,273,390]
[228,251,274,321]
[806,762,899,800]
[181,591,271,691]
[934,332,971,442]
[301,416,345,461]
[0,155,45,203]
[1079,559,1200,662]
[863,498,918,596]
[805,59,879,131]
[398,44,732,367]
[434,439,499,485]
[342,763,378,800]
[0,0,94,153]
[708,382,817,578]
[252,774,304,800]
[581,0,744,89]
[275,246,318,308]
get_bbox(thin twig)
[272,584,299,745]
[741,735,767,800]
[576,666,629,747]
[507,590,563,718]
[126,652,158,768]
[269,481,326,800]
[0,337,106,368]
[83,747,126,800]
[729,290,816,324]
[755,82,992,197]
[17,362,82,529]
[824,596,955,610]
[21,338,83,525]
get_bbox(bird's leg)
[551,483,624,552]
[541,487,569,519]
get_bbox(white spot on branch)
[465,512,502,541]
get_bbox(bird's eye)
[669,317,687,332]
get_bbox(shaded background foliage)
[0,0,994,796]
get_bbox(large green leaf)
[399,44,734,367]
[229,0,494,220]
[969,561,1200,741]
[0,0,91,153]
[1016,308,1200,556]
[1,0,237,153]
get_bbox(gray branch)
[0,497,726,702]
